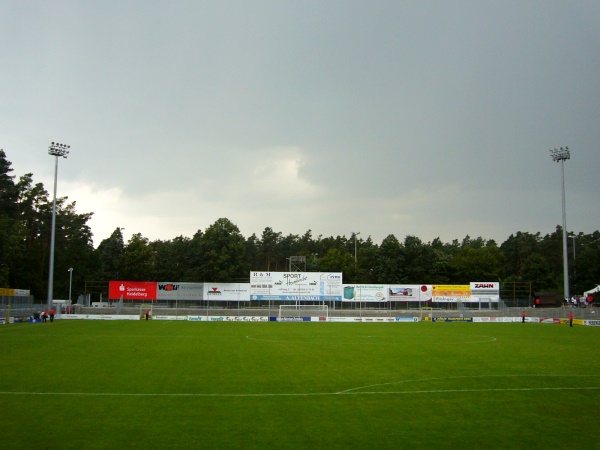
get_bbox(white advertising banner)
[342,284,387,302]
[59,314,139,320]
[156,282,204,301]
[250,272,343,301]
[188,316,269,322]
[469,282,500,303]
[203,283,251,301]
[388,285,433,302]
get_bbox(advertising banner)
[388,285,432,302]
[342,284,387,302]
[0,288,30,297]
[59,314,139,320]
[204,283,251,301]
[250,272,343,301]
[432,285,470,303]
[108,281,157,300]
[432,317,474,322]
[157,282,204,301]
[473,317,518,323]
[469,282,500,303]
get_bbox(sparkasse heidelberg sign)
[108,281,157,300]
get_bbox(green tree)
[201,218,248,281]
[118,233,156,280]
[259,227,282,271]
[318,248,356,281]
[0,150,20,286]
[570,231,600,295]
[96,228,125,280]
[370,235,403,284]
[450,239,504,283]
[401,235,433,283]
[520,254,554,292]
[500,231,541,279]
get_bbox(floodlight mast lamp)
[549,146,570,303]
[47,142,70,310]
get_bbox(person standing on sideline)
[569,311,574,327]
[49,308,55,322]
[145,309,150,320]
[522,311,526,323]
[41,310,47,323]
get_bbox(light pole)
[570,235,577,288]
[68,267,73,304]
[549,146,570,303]
[352,232,360,268]
[47,142,70,310]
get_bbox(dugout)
[532,292,560,308]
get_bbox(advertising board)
[432,285,470,303]
[342,284,387,302]
[156,282,204,301]
[250,272,342,301]
[108,281,157,300]
[389,285,432,302]
[204,283,251,301]
[0,288,31,296]
[470,282,500,303]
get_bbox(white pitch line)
[337,373,596,394]
[0,386,598,398]
[245,334,498,345]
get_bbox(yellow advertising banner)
[0,288,15,296]
[432,285,470,302]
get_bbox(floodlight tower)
[549,146,570,303]
[47,142,70,310]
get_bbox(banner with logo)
[388,285,432,302]
[469,282,500,303]
[0,288,31,297]
[108,281,157,300]
[157,282,204,301]
[204,283,251,301]
[250,272,343,301]
[432,285,470,303]
[342,284,387,302]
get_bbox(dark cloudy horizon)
[2,0,599,247]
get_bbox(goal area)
[278,304,328,319]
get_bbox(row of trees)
[1,149,598,302]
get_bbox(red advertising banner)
[108,281,157,300]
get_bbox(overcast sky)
[2,0,599,247]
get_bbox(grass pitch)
[1,320,598,449]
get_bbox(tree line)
[1,149,598,301]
